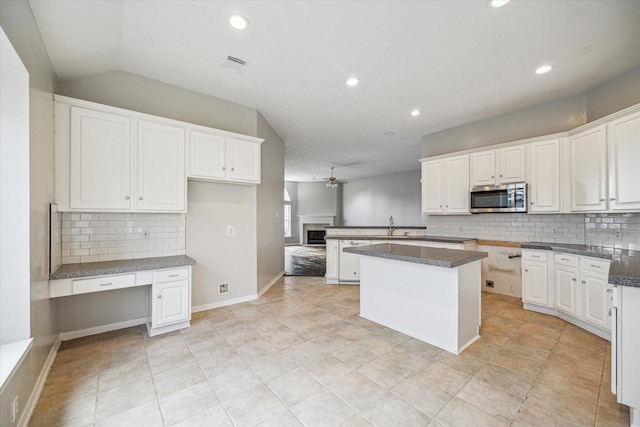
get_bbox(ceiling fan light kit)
[326,167,340,188]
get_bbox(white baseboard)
[59,317,148,341]
[257,271,284,298]
[19,336,61,427]
[191,294,258,313]
[192,272,285,313]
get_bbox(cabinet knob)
[572,278,577,281]
[439,205,442,208]
[157,295,162,299]
[524,269,528,272]
[139,196,143,201]
[231,167,235,171]
[222,166,226,171]
[608,309,612,316]
[530,201,535,205]
[581,280,586,284]
[607,289,613,294]
[125,196,130,200]
[500,174,503,177]
[491,175,494,179]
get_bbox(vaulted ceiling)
[29,0,640,182]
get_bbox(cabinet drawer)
[554,253,579,267]
[156,268,189,283]
[581,257,610,273]
[136,271,153,285]
[73,274,136,295]
[523,250,548,261]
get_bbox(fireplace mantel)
[298,215,335,245]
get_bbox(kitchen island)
[344,243,488,354]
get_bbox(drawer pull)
[99,283,112,287]
[169,274,179,277]
[590,264,601,268]
[531,255,540,258]
[561,258,570,262]
[607,289,613,294]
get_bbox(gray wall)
[342,171,422,226]
[0,2,59,425]
[256,112,285,293]
[285,181,299,245]
[587,65,640,122]
[297,182,339,217]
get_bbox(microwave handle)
[511,188,516,208]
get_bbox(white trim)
[258,271,284,298]
[19,336,61,427]
[191,294,257,313]
[298,215,335,245]
[0,338,33,395]
[58,317,148,341]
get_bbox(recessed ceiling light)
[346,77,359,87]
[535,65,553,74]
[229,14,249,30]
[384,132,394,136]
[410,110,421,117]
[491,0,511,7]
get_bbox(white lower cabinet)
[338,240,372,282]
[523,250,612,338]
[325,240,339,281]
[148,267,191,336]
[522,250,551,307]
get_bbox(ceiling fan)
[324,167,345,188]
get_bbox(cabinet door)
[529,139,560,212]
[555,265,579,315]
[422,160,444,214]
[69,107,132,210]
[137,120,186,212]
[188,130,226,180]
[523,260,548,306]
[338,240,371,281]
[444,155,470,214]
[153,279,190,327]
[608,111,640,211]
[569,126,607,211]
[228,138,261,183]
[470,150,496,186]
[581,271,611,329]
[498,145,525,184]
[325,239,339,280]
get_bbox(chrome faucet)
[389,216,395,236]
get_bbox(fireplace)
[307,230,326,245]
[298,215,335,245]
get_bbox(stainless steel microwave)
[470,183,527,213]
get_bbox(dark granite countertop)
[343,243,487,268]
[521,242,640,288]
[326,235,476,244]
[50,255,196,280]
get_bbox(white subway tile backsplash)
[423,212,640,249]
[61,212,186,264]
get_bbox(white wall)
[256,112,285,293]
[0,2,59,425]
[342,171,422,226]
[587,65,640,122]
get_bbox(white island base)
[359,255,482,355]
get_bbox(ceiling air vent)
[221,56,248,74]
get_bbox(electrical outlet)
[509,284,515,292]
[143,229,150,239]
[11,395,18,423]
[458,225,463,231]
[226,225,236,237]
[615,230,621,238]
[219,283,229,294]
[486,280,494,288]
[552,227,558,235]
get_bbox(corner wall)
[256,113,285,293]
[0,1,59,425]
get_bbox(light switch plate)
[226,225,236,237]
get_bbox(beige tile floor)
[30,276,630,426]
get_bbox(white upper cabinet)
[421,155,469,215]
[608,110,640,211]
[136,120,186,212]
[470,145,525,187]
[187,132,262,184]
[528,139,561,213]
[188,130,226,180]
[68,107,133,211]
[568,125,607,212]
